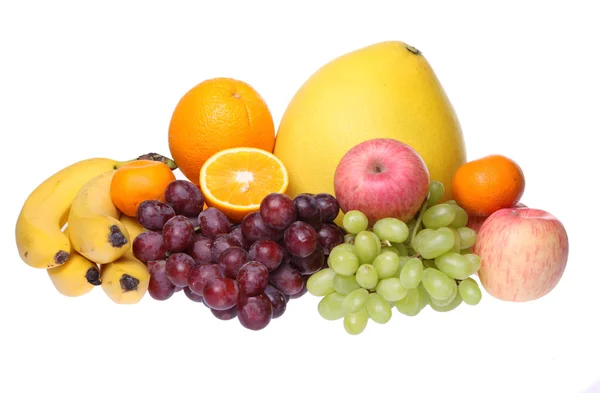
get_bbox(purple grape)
[163,215,195,252]
[284,221,318,258]
[269,263,304,296]
[290,276,308,299]
[237,261,269,296]
[147,260,176,301]
[314,193,340,223]
[259,193,297,230]
[203,277,239,310]
[316,223,344,255]
[279,244,292,264]
[211,306,238,320]
[264,286,286,319]
[188,236,213,265]
[187,264,223,295]
[291,244,325,275]
[187,215,200,228]
[198,207,231,239]
[164,180,205,216]
[241,212,282,244]
[229,225,248,249]
[173,286,183,293]
[136,200,176,231]
[183,286,205,303]
[211,234,241,262]
[132,231,168,262]
[247,240,284,271]
[165,253,195,287]
[293,194,322,228]
[237,293,273,331]
[218,247,248,279]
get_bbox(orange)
[199,147,288,223]
[168,77,275,185]
[452,154,525,216]
[110,160,176,217]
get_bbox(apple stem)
[409,200,428,250]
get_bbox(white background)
[1,1,598,392]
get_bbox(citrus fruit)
[110,160,176,217]
[199,147,288,223]
[168,77,275,185]
[452,154,525,217]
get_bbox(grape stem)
[409,200,428,253]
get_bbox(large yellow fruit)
[274,41,466,204]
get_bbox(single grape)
[458,278,482,305]
[417,283,431,310]
[355,264,378,290]
[376,278,407,302]
[237,293,273,331]
[434,252,475,280]
[343,308,369,335]
[344,234,356,244]
[293,194,322,228]
[413,228,433,252]
[218,247,248,279]
[174,286,184,293]
[203,277,239,310]
[332,274,361,295]
[248,240,284,271]
[269,263,304,295]
[318,292,346,321]
[416,227,455,259]
[291,245,325,274]
[183,286,205,303]
[289,277,308,299]
[259,193,297,230]
[373,251,400,279]
[373,218,409,243]
[395,287,421,316]
[198,207,231,240]
[449,205,469,228]
[284,221,318,258]
[354,231,381,265]
[229,225,248,249]
[430,282,458,307]
[147,260,176,301]
[421,267,456,300]
[445,200,458,205]
[457,227,477,250]
[317,224,344,255]
[211,306,238,320]
[422,259,436,269]
[164,180,204,216]
[450,228,462,253]
[306,268,336,296]
[132,231,168,263]
[241,212,282,243]
[163,215,195,252]
[342,210,368,234]
[187,236,213,265]
[381,246,400,257]
[342,288,369,314]
[399,257,423,289]
[331,243,356,254]
[187,264,223,295]
[165,253,195,287]
[211,234,241,262]
[422,204,456,229]
[328,247,359,276]
[430,291,463,312]
[366,293,392,324]
[463,253,482,273]
[390,242,408,256]
[315,193,340,223]
[280,245,292,265]
[264,285,287,318]
[136,200,176,231]
[427,181,445,205]
[237,261,269,296]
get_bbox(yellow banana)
[101,215,150,304]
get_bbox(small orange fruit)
[200,147,288,223]
[168,77,275,185]
[452,154,525,216]
[110,160,176,217]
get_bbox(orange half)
[199,147,289,223]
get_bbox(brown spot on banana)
[54,250,69,265]
[120,274,140,292]
[86,267,102,286]
[108,225,128,248]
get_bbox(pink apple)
[333,138,430,225]
[467,202,527,233]
[474,207,568,302]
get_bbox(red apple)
[474,207,568,302]
[333,138,429,225]
[467,202,527,233]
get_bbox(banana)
[68,171,130,264]
[101,215,150,304]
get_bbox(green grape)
[344,308,369,335]
[463,253,482,273]
[450,228,461,253]
[449,205,469,228]
[406,219,417,237]
[381,246,401,257]
[417,227,455,259]
[343,288,369,314]
[342,210,369,234]
[422,259,436,269]
[344,234,356,244]
[354,231,381,265]
[417,283,430,310]
[328,248,359,276]
[395,256,411,276]
[333,274,361,295]
[356,264,378,289]
[395,287,420,316]
[373,218,409,243]
[373,251,400,279]
[457,227,477,250]
[413,228,434,253]
[460,247,473,255]
[405,246,416,256]
[429,281,458,307]
[430,292,463,312]
[421,268,456,300]
[422,204,456,229]
[427,180,445,205]
[434,252,475,280]
[399,257,423,289]
[306,268,336,296]
[458,278,482,305]
[318,292,346,320]
[366,293,392,324]
[330,243,356,254]
[445,200,458,205]
[391,242,408,256]
[376,278,407,302]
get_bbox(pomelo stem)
[114,153,178,170]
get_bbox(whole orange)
[452,154,525,217]
[168,78,275,185]
[110,160,176,217]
